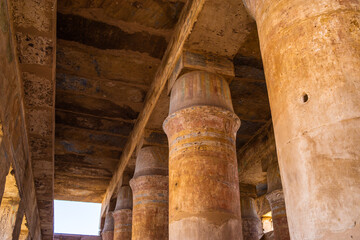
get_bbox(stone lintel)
[167,50,234,94]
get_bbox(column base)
[170,216,242,240]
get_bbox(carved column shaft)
[130,146,169,240]
[243,0,360,239]
[241,196,263,240]
[102,212,114,240]
[113,185,132,240]
[164,71,242,240]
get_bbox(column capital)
[168,71,235,114]
[133,146,168,179]
[266,189,285,205]
[115,185,132,211]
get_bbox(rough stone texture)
[10,0,57,238]
[266,190,290,240]
[57,0,185,31]
[237,121,274,186]
[130,146,169,240]
[240,184,263,240]
[16,32,53,65]
[163,71,242,240]
[169,71,234,114]
[102,212,114,240]
[11,0,55,32]
[241,197,263,240]
[23,72,53,108]
[113,209,132,240]
[113,185,132,240]
[0,0,42,238]
[243,0,360,239]
[254,195,271,219]
[0,168,21,240]
[185,0,255,57]
[54,0,184,204]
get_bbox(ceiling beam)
[167,50,235,94]
[100,0,207,217]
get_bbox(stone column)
[130,146,168,240]
[241,196,263,240]
[242,1,360,239]
[266,162,290,240]
[113,185,132,240]
[266,190,288,240]
[163,71,242,240]
[102,212,114,240]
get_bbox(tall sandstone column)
[241,196,263,240]
[130,146,169,240]
[266,162,290,240]
[102,212,114,240]
[242,0,360,239]
[163,71,243,240]
[113,185,132,240]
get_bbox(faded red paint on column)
[163,71,242,240]
[266,161,290,240]
[130,146,168,240]
[266,190,289,240]
[102,212,114,240]
[113,185,132,240]
[241,196,262,240]
[242,1,360,239]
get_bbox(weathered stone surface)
[55,110,134,136]
[56,41,160,86]
[26,109,52,137]
[113,185,132,240]
[241,196,263,240]
[243,0,360,239]
[237,121,274,185]
[130,146,169,240]
[58,0,185,30]
[56,91,140,120]
[113,209,132,240]
[266,190,290,240]
[185,0,255,57]
[11,0,54,32]
[0,1,43,238]
[164,71,242,239]
[23,72,53,108]
[254,194,271,219]
[58,13,168,59]
[16,32,53,65]
[56,73,147,104]
[56,125,127,149]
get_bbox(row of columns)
[102,6,360,234]
[102,147,169,240]
[101,71,245,240]
[242,0,360,239]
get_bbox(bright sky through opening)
[54,200,101,236]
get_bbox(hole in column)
[302,93,309,103]
[175,183,178,187]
